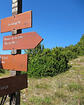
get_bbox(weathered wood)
[10,0,22,105]
[0,74,27,97]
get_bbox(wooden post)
[10,0,22,105]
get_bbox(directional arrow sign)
[1,11,32,33]
[3,32,43,50]
[0,74,27,97]
[0,54,28,72]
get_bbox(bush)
[25,34,84,78]
[27,47,69,77]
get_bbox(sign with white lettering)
[1,11,32,33]
[0,74,27,97]
[0,54,28,72]
[3,32,43,50]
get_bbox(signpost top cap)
[12,0,18,3]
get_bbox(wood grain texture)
[0,74,27,97]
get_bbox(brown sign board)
[3,32,43,50]
[1,11,32,33]
[0,74,27,97]
[0,54,28,72]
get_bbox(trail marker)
[3,32,43,50]
[1,11,32,33]
[0,0,43,104]
[0,54,28,72]
[0,74,27,97]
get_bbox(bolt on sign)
[3,32,43,50]
[0,54,28,72]
[0,74,27,97]
[1,11,32,33]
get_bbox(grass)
[28,96,52,105]
[0,56,84,105]
[67,82,84,92]
[0,70,10,78]
[35,83,50,89]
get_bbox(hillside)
[0,56,84,105]
[21,56,84,105]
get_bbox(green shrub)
[24,34,84,78]
[27,46,69,77]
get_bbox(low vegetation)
[21,56,84,105]
[24,34,84,78]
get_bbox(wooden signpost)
[10,0,22,105]
[0,54,28,72]
[3,32,43,50]
[0,0,43,104]
[1,11,32,33]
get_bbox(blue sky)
[0,0,84,54]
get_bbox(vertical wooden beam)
[10,0,22,105]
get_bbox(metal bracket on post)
[11,49,17,55]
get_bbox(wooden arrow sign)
[1,11,32,33]
[0,74,27,97]
[3,32,43,50]
[0,54,28,72]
